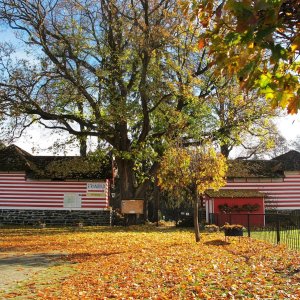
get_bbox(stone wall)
[0,209,111,226]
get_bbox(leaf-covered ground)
[0,226,300,299]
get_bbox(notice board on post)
[121,199,144,214]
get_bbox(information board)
[121,200,144,214]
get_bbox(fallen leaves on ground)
[1,226,300,299]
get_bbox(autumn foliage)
[158,146,227,242]
[186,0,300,113]
[1,226,300,299]
[158,146,227,195]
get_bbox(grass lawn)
[0,225,300,299]
[251,228,300,250]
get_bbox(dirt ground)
[0,251,65,294]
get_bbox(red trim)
[81,205,106,208]
[0,189,86,193]
[82,201,108,204]
[270,201,300,205]
[226,184,300,188]
[0,194,64,197]
[273,204,300,207]
[82,197,107,200]
[0,178,25,180]
[0,184,86,188]
[0,200,62,203]
[0,203,63,207]
[0,181,86,185]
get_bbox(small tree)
[158,145,227,242]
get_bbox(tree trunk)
[78,103,87,157]
[144,191,148,221]
[153,181,160,225]
[193,199,200,242]
[115,157,135,204]
[79,138,87,157]
[220,144,230,158]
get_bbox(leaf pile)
[1,226,300,299]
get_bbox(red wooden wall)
[0,172,109,210]
[213,197,264,227]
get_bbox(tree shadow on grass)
[204,239,230,246]
[0,253,66,268]
[65,251,125,263]
[0,225,184,236]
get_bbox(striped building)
[206,150,300,222]
[0,145,112,225]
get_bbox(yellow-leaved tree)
[158,145,228,242]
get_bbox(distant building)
[0,145,112,226]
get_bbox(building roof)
[271,150,300,171]
[0,145,111,180]
[227,159,283,178]
[206,189,265,198]
[227,150,300,178]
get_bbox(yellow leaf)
[248,42,254,49]
[291,44,298,52]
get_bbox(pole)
[276,214,280,244]
[247,214,251,238]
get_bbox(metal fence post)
[247,214,251,238]
[276,214,280,244]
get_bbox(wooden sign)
[121,200,144,214]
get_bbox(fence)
[209,212,300,250]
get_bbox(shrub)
[204,224,219,232]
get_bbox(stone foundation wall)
[0,209,111,226]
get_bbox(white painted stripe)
[0,198,63,201]
[0,206,110,210]
[0,184,87,188]
[81,200,108,203]
[0,203,63,206]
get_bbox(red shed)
[205,189,265,227]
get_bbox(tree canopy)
[193,0,299,113]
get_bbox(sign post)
[121,199,144,225]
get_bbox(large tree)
[0,0,210,202]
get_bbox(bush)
[204,224,219,232]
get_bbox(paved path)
[0,252,64,293]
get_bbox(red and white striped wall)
[0,172,110,210]
[221,172,300,210]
